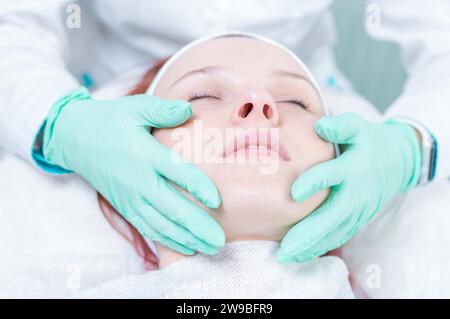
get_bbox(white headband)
[146,31,337,154]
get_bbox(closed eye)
[277,99,309,109]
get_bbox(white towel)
[81,241,354,299]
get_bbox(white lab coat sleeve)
[366,0,450,181]
[0,0,79,168]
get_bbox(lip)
[221,130,291,161]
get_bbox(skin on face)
[152,36,335,257]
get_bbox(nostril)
[240,103,253,118]
[263,104,272,119]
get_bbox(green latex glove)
[42,87,225,255]
[278,113,421,263]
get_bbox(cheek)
[152,127,179,148]
[280,114,334,226]
[153,102,230,141]
[152,115,228,160]
[283,188,330,227]
[285,114,335,170]
[303,130,335,166]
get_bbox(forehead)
[154,37,308,93]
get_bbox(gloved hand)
[278,113,421,263]
[42,87,225,255]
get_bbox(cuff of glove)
[33,87,91,174]
[31,119,72,174]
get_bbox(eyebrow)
[271,70,316,89]
[170,66,317,91]
[170,66,223,88]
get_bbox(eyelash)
[277,98,309,109]
[187,91,308,109]
[188,90,221,102]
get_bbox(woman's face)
[152,37,334,241]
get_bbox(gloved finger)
[153,142,221,209]
[127,95,193,128]
[291,156,347,202]
[278,187,351,260]
[137,203,219,255]
[129,214,195,255]
[315,113,366,144]
[280,210,362,263]
[148,174,225,249]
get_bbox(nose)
[230,89,279,127]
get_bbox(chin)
[209,165,330,238]
[209,163,293,202]
[206,167,303,239]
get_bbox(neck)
[156,243,189,268]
